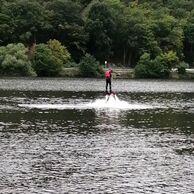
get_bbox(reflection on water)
[0,78,194,193]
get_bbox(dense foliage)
[135,51,179,78]
[0,43,36,76]
[79,53,103,77]
[0,0,194,77]
[33,40,70,76]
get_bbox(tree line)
[0,0,194,77]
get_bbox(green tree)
[33,43,61,76]
[85,2,115,63]
[79,53,103,77]
[166,0,194,18]
[46,0,87,62]
[47,39,71,67]
[0,43,36,76]
[0,12,14,45]
[121,5,159,66]
[151,10,183,55]
[103,0,128,65]
[1,0,49,45]
[184,10,194,65]
[135,51,179,78]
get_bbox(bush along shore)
[60,67,194,79]
[0,42,193,79]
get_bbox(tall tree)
[184,10,194,65]
[120,5,159,66]
[151,10,183,56]
[85,2,115,63]
[104,0,127,65]
[1,0,49,46]
[0,12,14,45]
[46,0,87,62]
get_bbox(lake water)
[0,78,194,193]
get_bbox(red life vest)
[105,70,111,78]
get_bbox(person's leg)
[109,79,112,93]
[106,79,108,93]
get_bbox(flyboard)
[105,92,117,103]
[18,92,153,110]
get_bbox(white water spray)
[87,94,153,109]
[18,94,153,110]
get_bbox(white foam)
[87,94,153,109]
[18,94,153,110]
[18,103,86,110]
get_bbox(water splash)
[18,94,153,110]
[87,94,153,109]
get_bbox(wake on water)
[18,94,153,110]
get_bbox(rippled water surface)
[0,78,194,194]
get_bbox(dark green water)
[0,78,194,193]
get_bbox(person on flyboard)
[105,67,112,95]
[104,61,116,103]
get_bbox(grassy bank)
[59,67,135,78]
[60,67,194,79]
[59,67,81,77]
[169,69,194,79]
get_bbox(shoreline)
[0,68,194,79]
[60,67,194,79]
